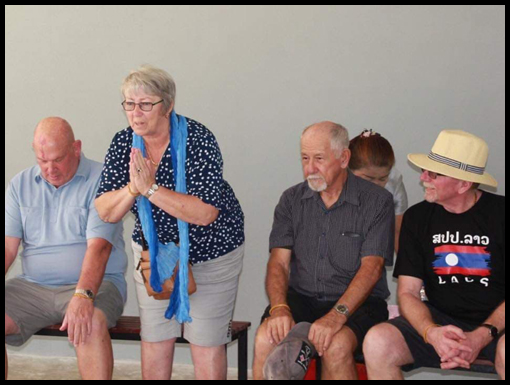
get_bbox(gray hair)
[302,122,350,158]
[121,64,176,113]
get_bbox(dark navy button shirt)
[269,172,395,301]
[97,118,245,264]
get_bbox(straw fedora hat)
[408,130,498,187]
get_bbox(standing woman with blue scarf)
[95,65,245,380]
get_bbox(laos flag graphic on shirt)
[433,245,492,277]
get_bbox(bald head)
[302,121,349,157]
[32,117,82,188]
[33,117,75,149]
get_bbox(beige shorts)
[5,278,124,347]
[133,242,244,347]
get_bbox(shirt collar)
[75,153,91,178]
[301,170,361,208]
[302,184,316,200]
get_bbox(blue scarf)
[133,110,192,323]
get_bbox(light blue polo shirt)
[5,154,128,302]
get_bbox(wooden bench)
[35,316,251,380]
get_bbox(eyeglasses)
[421,169,445,180]
[121,100,164,112]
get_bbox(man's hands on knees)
[266,308,295,346]
[309,311,346,357]
[60,296,95,347]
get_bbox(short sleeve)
[5,180,23,239]
[86,193,123,244]
[186,124,224,209]
[360,193,395,266]
[269,189,295,252]
[393,210,425,280]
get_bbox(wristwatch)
[333,304,350,318]
[75,289,95,301]
[145,183,159,198]
[481,324,499,339]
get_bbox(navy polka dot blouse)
[97,118,245,264]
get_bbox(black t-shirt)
[394,191,505,324]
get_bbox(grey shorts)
[133,242,244,347]
[5,278,124,347]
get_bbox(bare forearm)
[266,260,290,307]
[399,292,435,336]
[482,302,505,332]
[337,258,384,313]
[465,302,506,351]
[395,215,403,254]
[95,187,136,223]
[76,241,112,293]
[5,251,15,276]
[149,187,219,227]
[5,237,20,276]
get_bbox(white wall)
[5,5,504,380]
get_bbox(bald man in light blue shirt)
[5,117,127,380]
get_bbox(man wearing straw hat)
[363,130,505,380]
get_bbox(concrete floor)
[7,354,245,380]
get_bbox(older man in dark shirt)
[253,122,395,380]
